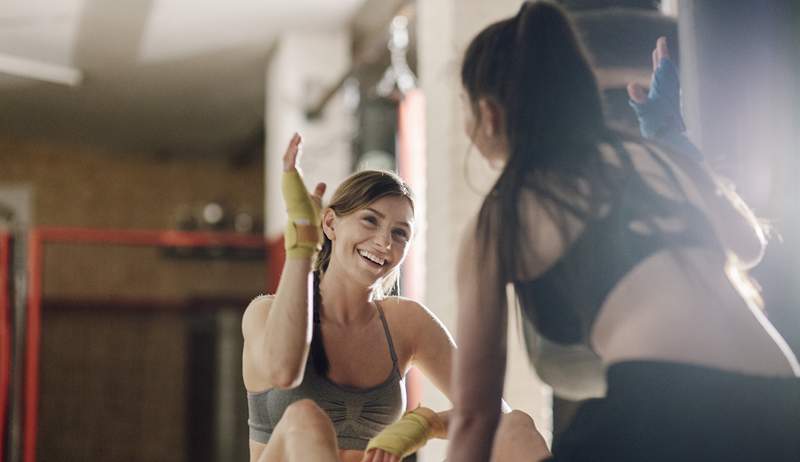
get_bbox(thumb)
[313,182,327,199]
[627,82,648,104]
[311,182,327,209]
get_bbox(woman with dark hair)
[448,2,800,461]
[242,134,547,462]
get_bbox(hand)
[627,36,685,140]
[627,36,670,104]
[361,448,402,462]
[282,132,302,172]
[310,182,326,212]
[282,132,327,211]
[281,133,326,257]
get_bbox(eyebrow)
[364,207,413,230]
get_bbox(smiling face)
[323,195,414,289]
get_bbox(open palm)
[627,36,670,103]
[282,133,326,209]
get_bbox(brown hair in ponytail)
[462,1,713,351]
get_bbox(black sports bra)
[514,181,719,347]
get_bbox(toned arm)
[241,257,314,391]
[383,297,512,440]
[446,218,509,462]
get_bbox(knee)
[281,399,334,435]
[493,410,550,460]
[497,410,545,445]
[502,410,536,432]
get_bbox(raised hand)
[628,36,671,104]
[626,37,701,160]
[282,132,302,172]
[281,133,325,258]
[627,36,684,139]
[283,133,326,208]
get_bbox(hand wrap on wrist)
[365,407,445,459]
[629,57,686,140]
[629,57,703,161]
[281,170,321,258]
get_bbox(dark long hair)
[462,2,712,338]
[309,170,414,375]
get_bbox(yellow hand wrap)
[365,407,445,459]
[281,170,321,259]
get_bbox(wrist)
[284,222,321,258]
[410,407,446,439]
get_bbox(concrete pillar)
[264,32,354,237]
[418,1,552,459]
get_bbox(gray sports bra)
[247,303,406,450]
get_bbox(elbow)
[266,363,304,389]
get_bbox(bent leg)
[256,399,339,462]
[490,410,551,462]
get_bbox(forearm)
[428,399,510,440]
[447,344,507,461]
[657,131,703,162]
[260,257,314,385]
[447,409,501,462]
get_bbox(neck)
[317,264,377,325]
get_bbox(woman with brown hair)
[242,134,547,462]
[448,2,800,461]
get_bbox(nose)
[374,228,392,249]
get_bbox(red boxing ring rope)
[22,227,274,462]
[1,232,11,462]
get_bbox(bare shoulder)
[241,294,275,339]
[380,296,455,347]
[380,296,440,327]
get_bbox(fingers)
[627,82,648,104]
[361,449,380,462]
[656,36,670,61]
[652,36,670,71]
[282,132,302,172]
[310,182,326,210]
[312,182,326,200]
[362,449,399,462]
[652,47,658,72]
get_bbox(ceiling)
[0,0,365,158]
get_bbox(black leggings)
[548,360,800,462]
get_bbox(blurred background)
[0,1,798,461]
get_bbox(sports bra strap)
[375,302,401,376]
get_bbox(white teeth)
[358,249,385,266]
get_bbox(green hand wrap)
[365,407,445,459]
[281,170,321,258]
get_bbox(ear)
[321,208,336,241]
[477,97,503,138]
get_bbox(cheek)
[394,242,410,264]
[341,221,369,241]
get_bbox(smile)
[358,249,386,266]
